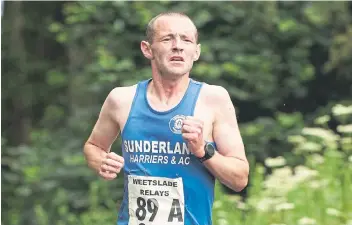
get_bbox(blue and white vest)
[117,78,216,225]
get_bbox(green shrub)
[213,104,352,225]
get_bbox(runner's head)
[140,12,201,79]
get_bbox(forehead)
[153,16,197,38]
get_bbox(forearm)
[203,151,249,192]
[83,143,107,173]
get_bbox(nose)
[171,37,183,52]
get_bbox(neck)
[149,66,190,105]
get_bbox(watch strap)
[198,142,215,163]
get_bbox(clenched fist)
[181,116,205,158]
[99,152,124,180]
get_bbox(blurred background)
[1,1,352,225]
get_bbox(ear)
[140,41,153,60]
[193,43,201,61]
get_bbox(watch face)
[205,143,215,155]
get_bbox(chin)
[167,68,190,76]
[168,71,189,78]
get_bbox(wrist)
[193,141,206,158]
[196,141,216,163]
[193,148,205,158]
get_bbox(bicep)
[87,92,120,152]
[212,88,246,161]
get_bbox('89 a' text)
[135,197,183,225]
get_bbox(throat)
[147,79,190,112]
[149,92,184,112]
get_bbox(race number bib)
[128,175,185,225]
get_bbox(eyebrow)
[160,33,194,40]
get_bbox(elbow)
[83,142,90,157]
[223,176,248,192]
[233,175,248,192]
[83,141,96,163]
[232,165,250,192]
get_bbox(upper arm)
[211,86,247,162]
[86,88,121,152]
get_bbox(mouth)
[169,56,184,62]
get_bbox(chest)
[117,86,215,141]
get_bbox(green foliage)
[212,104,352,225]
[1,1,351,225]
[4,104,350,225]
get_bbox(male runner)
[84,12,249,225]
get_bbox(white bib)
[128,175,185,225]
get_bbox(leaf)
[279,19,298,33]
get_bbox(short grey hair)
[145,12,198,43]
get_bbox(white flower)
[265,156,286,167]
[341,137,352,152]
[341,137,352,145]
[213,201,222,209]
[298,217,317,225]
[308,179,329,189]
[288,135,306,144]
[255,197,286,212]
[308,181,320,189]
[216,210,227,218]
[217,218,228,225]
[296,142,322,153]
[293,166,319,183]
[237,201,247,210]
[227,195,241,203]
[314,115,330,125]
[332,104,352,116]
[272,166,292,177]
[309,154,325,165]
[337,124,352,133]
[326,207,342,217]
[302,127,339,142]
[263,167,296,196]
[275,202,295,211]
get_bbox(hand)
[181,116,205,158]
[99,152,124,180]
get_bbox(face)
[141,16,201,78]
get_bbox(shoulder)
[200,83,232,107]
[105,83,138,109]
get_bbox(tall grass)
[213,104,352,225]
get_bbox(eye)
[162,38,171,42]
[182,38,193,43]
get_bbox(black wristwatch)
[197,141,216,163]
